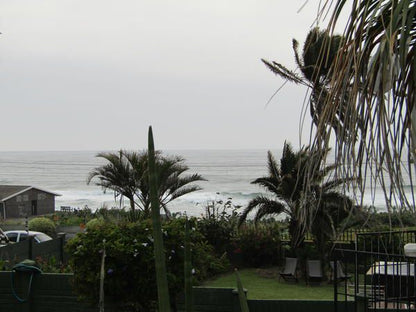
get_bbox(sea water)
[0,150,407,217]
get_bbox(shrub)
[85,217,105,230]
[233,222,282,267]
[28,217,56,237]
[66,217,229,311]
[197,199,239,256]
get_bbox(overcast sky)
[1,1,336,151]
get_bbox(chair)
[307,260,323,285]
[330,260,352,283]
[279,257,298,283]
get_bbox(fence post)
[57,233,66,263]
[28,235,34,260]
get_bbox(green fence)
[176,287,354,312]
[0,235,66,266]
[0,272,354,312]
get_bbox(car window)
[34,233,52,242]
[19,233,28,241]
[6,232,18,242]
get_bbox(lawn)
[202,267,334,300]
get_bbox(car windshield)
[35,233,52,242]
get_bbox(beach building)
[0,185,60,219]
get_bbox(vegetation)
[148,126,171,312]
[28,217,56,237]
[310,0,416,211]
[66,217,229,311]
[262,27,345,133]
[87,149,205,217]
[238,142,354,259]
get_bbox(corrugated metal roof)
[0,185,61,201]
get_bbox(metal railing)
[334,230,416,312]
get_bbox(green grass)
[202,268,334,300]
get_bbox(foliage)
[85,217,105,230]
[47,207,93,226]
[35,256,73,273]
[197,198,240,256]
[87,149,205,217]
[233,222,281,267]
[346,207,416,231]
[28,217,56,237]
[311,0,416,210]
[184,216,193,312]
[66,218,229,311]
[148,126,171,312]
[262,27,346,133]
[238,142,353,255]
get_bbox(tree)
[262,27,351,135]
[308,0,416,210]
[87,150,137,211]
[87,150,205,216]
[238,142,353,252]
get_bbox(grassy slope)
[202,268,334,300]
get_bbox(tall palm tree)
[308,0,416,210]
[238,142,352,251]
[262,27,352,135]
[88,150,206,216]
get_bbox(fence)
[280,228,384,244]
[0,272,354,312]
[334,229,416,312]
[0,234,66,267]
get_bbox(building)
[0,185,61,219]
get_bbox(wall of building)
[4,189,55,218]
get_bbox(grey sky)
[1,1,330,151]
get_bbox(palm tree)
[262,27,351,135]
[307,0,416,210]
[88,150,206,216]
[87,150,137,211]
[238,142,352,251]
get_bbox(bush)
[28,217,56,237]
[197,199,239,256]
[85,217,105,230]
[232,222,282,267]
[66,217,229,311]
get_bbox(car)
[4,230,52,243]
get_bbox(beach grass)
[202,268,334,300]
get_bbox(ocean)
[0,150,404,217]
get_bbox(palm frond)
[261,59,306,85]
[311,0,416,209]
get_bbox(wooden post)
[57,233,66,263]
[28,235,34,260]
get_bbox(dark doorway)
[31,200,38,215]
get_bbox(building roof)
[0,185,61,201]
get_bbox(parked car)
[4,230,52,243]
